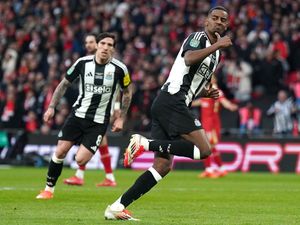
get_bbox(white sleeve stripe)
[72,55,94,67]
[194,32,200,40]
[194,32,204,40]
[112,58,128,74]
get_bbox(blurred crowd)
[0,0,300,136]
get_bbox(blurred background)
[0,0,300,172]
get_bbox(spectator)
[239,101,262,136]
[0,0,299,134]
[267,90,296,136]
[224,52,253,102]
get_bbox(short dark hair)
[208,6,228,15]
[96,32,116,47]
[85,33,97,40]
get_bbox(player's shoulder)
[188,31,207,40]
[73,55,94,65]
[111,58,128,71]
[78,55,94,62]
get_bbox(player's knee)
[56,141,71,158]
[75,155,87,166]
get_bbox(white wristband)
[114,102,121,110]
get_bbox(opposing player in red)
[63,33,119,187]
[192,75,237,178]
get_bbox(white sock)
[75,169,84,179]
[148,167,162,182]
[193,146,201,159]
[45,186,54,193]
[52,154,64,163]
[105,173,115,182]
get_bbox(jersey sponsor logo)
[194,119,201,127]
[95,72,103,79]
[195,63,213,80]
[67,66,75,75]
[189,38,200,48]
[85,84,112,94]
[86,72,93,77]
[210,54,216,65]
[105,72,113,80]
[123,73,130,86]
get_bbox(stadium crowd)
[0,0,300,136]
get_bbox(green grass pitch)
[0,167,299,225]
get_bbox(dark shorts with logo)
[58,113,108,153]
[150,91,202,141]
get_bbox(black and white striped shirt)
[162,31,220,106]
[65,55,131,124]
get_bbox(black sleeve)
[65,59,82,83]
[181,32,207,57]
[119,65,131,89]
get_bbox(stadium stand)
[0,0,300,136]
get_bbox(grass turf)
[0,167,299,225]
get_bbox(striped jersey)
[65,55,131,124]
[162,31,221,106]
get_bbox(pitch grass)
[0,167,299,225]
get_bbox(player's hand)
[205,87,219,99]
[112,109,121,121]
[43,107,55,123]
[215,32,232,49]
[111,117,124,132]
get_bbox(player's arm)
[43,78,71,122]
[111,64,133,132]
[184,33,232,66]
[112,93,121,119]
[191,98,202,107]
[199,83,219,99]
[111,84,132,132]
[120,84,133,119]
[220,98,238,111]
[44,58,81,123]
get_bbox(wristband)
[114,102,121,110]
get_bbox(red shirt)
[198,90,225,144]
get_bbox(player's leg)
[211,126,227,177]
[124,93,212,166]
[75,144,95,166]
[211,148,227,176]
[36,115,82,199]
[124,128,211,167]
[63,135,113,186]
[199,130,219,178]
[105,119,170,220]
[36,140,74,199]
[63,150,86,185]
[97,135,116,187]
[105,153,172,220]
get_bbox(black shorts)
[150,91,202,140]
[58,114,108,153]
